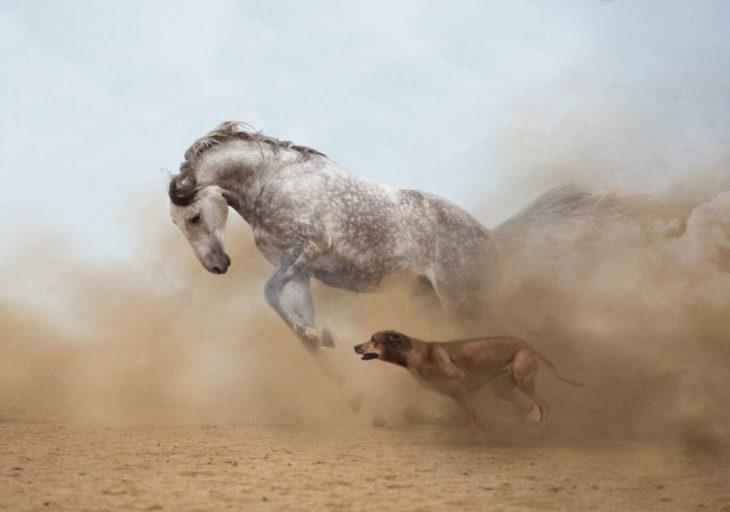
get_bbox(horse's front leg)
[263,240,334,348]
[283,276,334,347]
[264,243,362,410]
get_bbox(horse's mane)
[169,121,325,206]
[185,121,325,164]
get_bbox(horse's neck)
[197,143,300,224]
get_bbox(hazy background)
[2,0,729,258]
[1,1,729,445]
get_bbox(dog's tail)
[537,352,584,387]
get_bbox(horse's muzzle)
[210,253,231,274]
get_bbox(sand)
[1,417,728,512]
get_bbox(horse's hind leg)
[405,275,445,323]
[431,267,495,329]
[431,228,499,327]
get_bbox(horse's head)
[168,182,231,275]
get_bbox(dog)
[354,330,582,438]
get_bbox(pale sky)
[2,0,729,261]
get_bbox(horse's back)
[271,159,499,306]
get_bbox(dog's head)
[354,330,413,367]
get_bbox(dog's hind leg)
[509,349,550,424]
[491,373,533,424]
[517,383,550,424]
[511,351,550,424]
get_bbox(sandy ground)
[1,418,728,512]
[2,187,729,511]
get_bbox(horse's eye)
[189,213,201,225]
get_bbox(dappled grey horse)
[167,121,656,409]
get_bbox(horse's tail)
[491,186,665,252]
[537,352,584,388]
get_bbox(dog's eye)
[189,213,201,225]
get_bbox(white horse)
[168,121,656,409]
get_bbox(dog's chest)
[408,366,462,395]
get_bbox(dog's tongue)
[361,353,379,361]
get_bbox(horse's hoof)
[347,389,364,412]
[321,327,335,348]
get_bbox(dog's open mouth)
[361,353,379,361]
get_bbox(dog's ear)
[399,334,412,349]
[387,332,412,350]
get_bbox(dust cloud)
[0,210,357,425]
[0,164,728,455]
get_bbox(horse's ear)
[159,168,174,192]
[221,189,239,209]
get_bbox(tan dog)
[354,330,582,437]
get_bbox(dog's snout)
[354,345,363,354]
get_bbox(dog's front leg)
[453,391,485,442]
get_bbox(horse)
[167,121,658,410]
